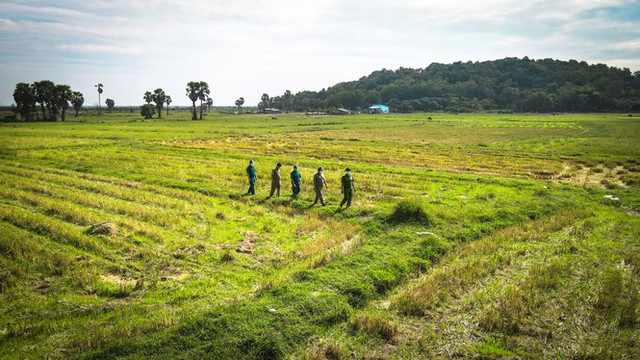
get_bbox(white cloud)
[0,0,638,106]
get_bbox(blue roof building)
[368,104,389,114]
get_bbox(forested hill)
[272,57,640,113]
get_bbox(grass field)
[1,111,639,359]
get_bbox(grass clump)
[470,337,514,357]
[389,198,432,225]
[595,268,639,327]
[220,250,235,262]
[349,312,398,341]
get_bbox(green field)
[1,111,639,359]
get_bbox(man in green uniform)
[290,165,301,200]
[268,163,282,198]
[246,160,256,195]
[339,167,355,209]
[312,167,328,206]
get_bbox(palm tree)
[143,91,153,104]
[258,93,269,113]
[198,82,210,120]
[95,83,103,114]
[283,90,292,113]
[235,97,245,113]
[151,88,166,118]
[186,81,201,120]
[206,97,213,113]
[33,80,55,120]
[165,95,172,116]
[71,91,84,117]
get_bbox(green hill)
[270,57,640,113]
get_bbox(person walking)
[246,160,257,195]
[339,167,355,209]
[268,163,282,198]
[290,165,302,200]
[312,167,328,206]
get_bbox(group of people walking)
[245,160,356,209]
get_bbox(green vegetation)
[266,58,640,113]
[0,110,639,358]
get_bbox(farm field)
[1,111,639,359]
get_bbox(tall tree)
[258,93,270,113]
[165,95,172,116]
[283,89,291,113]
[53,84,72,121]
[198,82,210,120]
[151,88,166,118]
[95,83,103,114]
[186,81,201,120]
[32,80,55,120]
[206,97,213,113]
[235,97,245,113]
[105,98,115,113]
[13,82,36,121]
[70,91,84,117]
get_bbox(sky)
[1,0,639,107]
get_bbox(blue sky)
[1,0,639,106]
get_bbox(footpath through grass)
[0,111,639,358]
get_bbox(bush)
[389,199,432,225]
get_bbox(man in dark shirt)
[339,167,355,209]
[290,165,301,200]
[246,160,257,195]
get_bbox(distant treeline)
[269,57,640,113]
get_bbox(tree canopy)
[186,81,209,120]
[268,57,640,113]
[13,81,81,121]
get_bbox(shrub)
[389,198,432,225]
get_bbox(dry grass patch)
[392,257,498,316]
[349,312,398,341]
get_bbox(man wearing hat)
[246,160,257,195]
[339,167,355,209]
[290,165,302,200]
[312,166,328,206]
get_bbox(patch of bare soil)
[237,230,259,254]
[555,164,627,189]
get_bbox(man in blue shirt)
[246,160,257,195]
[290,165,301,200]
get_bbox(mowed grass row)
[308,205,640,359]
[1,111,639,358]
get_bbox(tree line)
[265,57,640,113]
[11,57,640,121]
[13,81,85,121]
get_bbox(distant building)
[368,104,389,114]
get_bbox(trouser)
[248,177,256,195]
[292,182,300,199]
[340,190,352,207]
[313,188,325,205]
[269,182,280,197]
